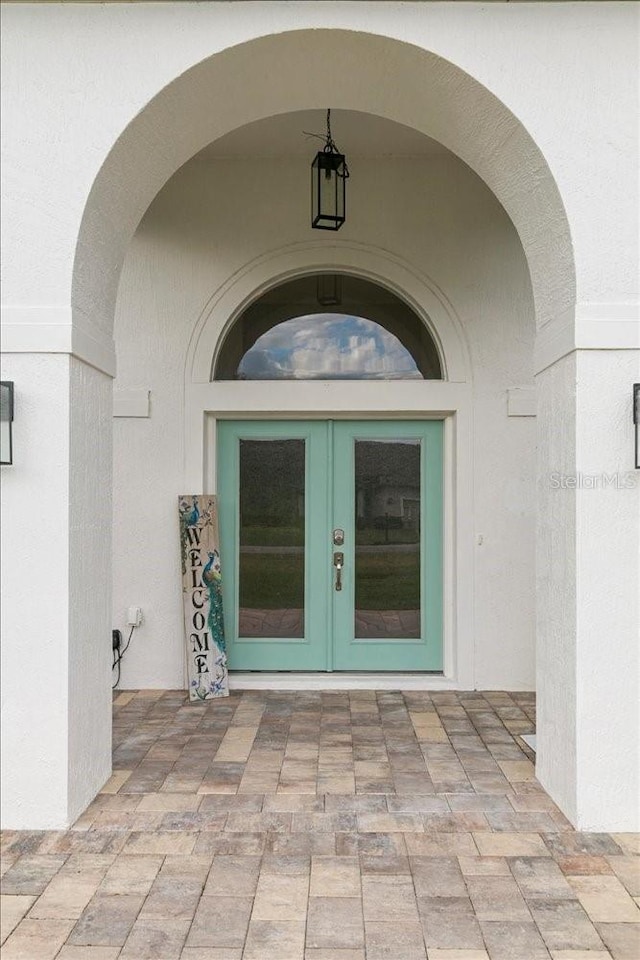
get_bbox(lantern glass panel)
[312,152,346,230]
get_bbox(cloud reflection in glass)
[237,314,423,380]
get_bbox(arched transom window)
[214,274,442,381]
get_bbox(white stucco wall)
[0,354,112,828]
[1,1,638,831]
[112,152,536,691]
[537,348,640,831]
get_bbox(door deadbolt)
[333,528,345,546]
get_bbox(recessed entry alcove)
[214,274,443,381]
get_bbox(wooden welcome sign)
[179,495,229,700]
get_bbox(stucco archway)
[86,28,575,811]
[72,29,575,342]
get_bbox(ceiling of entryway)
[198,110,452,160]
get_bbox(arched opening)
[65,26,580,824]
[215,273,443,381]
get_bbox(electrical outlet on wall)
[127,606,143,627]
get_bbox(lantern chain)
[304,108,350,179]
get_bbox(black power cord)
[112,625,135,689]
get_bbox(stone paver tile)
[387,797,448,814]
[362,875,418,922]
[458,856,511,877]
[292,814,356,833]
[567,875,640,923]
[496,760,535,782]
[324,796,387,813]
[1,856,67,895]
[410,857,466,897]
[197,782,239,796]
[203,855,260,897]
[262,795,324,813]
[244,919,306,959]
[510,857,576,900]
[529,900,605,951]
[37,831,127,856]
[0,833,46,857]
[123,832,196,856]
[405,833,478,857]
[466,876,531,921]
[357,813,425,833]
[113,691,137,706]
[544,834,623,858]
[418,896,484,950]
[252,873,309,920]
[137,794,201,812]
[446,795,512,813]
[214,727,259,763]
[120,918,190,958]
[68,892,145,945]
[0,855,18,878]
[1,918,74,960]
[360,854,410,875]
[427,951,490,960]
[99,855,163,895]
[336,832,406,859]
[310,856,360,897]
[186,896,253,948]
[225,812,291,833]
[57,948,121,959]
[261,854,311,876]
[364,919,427,959]
[473,832,550,857]
[29,862,111,919]
[196,832,266,857]
[139,878,203,920]
[479,920,551,959]
[277,782,319,795]
[304,951,364,960]
[306,898,365,950]
[180,950,242,960]
[159,855,213,882]
[486,811,559,833]
[607,856,640,897]
[198,796,263,814]
[609,835,640,856]
[568,876,640,923]
[100,771,132,794]
[595,921,640,958]
[557,856,613,876]
[0,895,35,943]
[268,833,335,856]
[548,953,612,960]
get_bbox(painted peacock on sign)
[202,549,226,655]
[179,496,201,575]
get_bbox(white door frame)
[184,242,475,689]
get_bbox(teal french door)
[217,420,443,672]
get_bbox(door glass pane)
[354,439,421,639]
[238,439,305,638]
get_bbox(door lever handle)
[333,552,344,592]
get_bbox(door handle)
[333,552,344,591]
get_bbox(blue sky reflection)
[238,314,423,380]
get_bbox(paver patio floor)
[1,689,639,958]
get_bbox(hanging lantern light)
[311,109,349,230]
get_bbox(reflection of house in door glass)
[238,439,305,639]
[354,440,421,639]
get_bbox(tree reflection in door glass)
[238,439,305,638]
[354,439,421,639]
